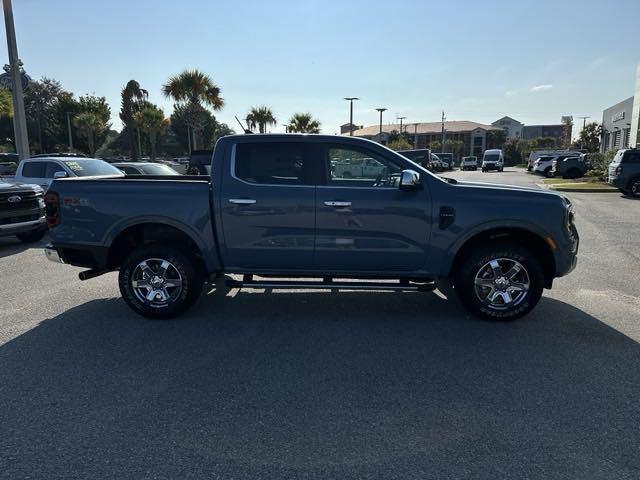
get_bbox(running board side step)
[224,276,436,292]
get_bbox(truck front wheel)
[118,245,204,319]
[453,242,544,321]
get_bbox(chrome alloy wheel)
[474,258,530,310]
[131,258,183,308]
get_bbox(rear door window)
[623,151,640,163]
[235,142,312,185]
[21,161,46,178]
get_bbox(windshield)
[484,154,500,162]
[140,164,178,175]
[63,159,124,177]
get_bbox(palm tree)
[246,106,276,133]
[133,105,168,161]
[0,88,12,118]
[162,69,224,150]
[119,80,148,159]
[287,112,320,133]
[73,112,104,156]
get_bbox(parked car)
[461,156,478,171]
[397,149,445,173]
[0,180,47,243]
[12,157,124,190]
[532,155,557,177]
[333,156,387,179]
[436,152,455,170]
[44,134,578,321]
[533,153,581,178]
[608,147,640,197]
[551,154,589,179]
[0,161,17,176]
[112,162,180,175]
[481,149,504,172]
[527,150,582,171]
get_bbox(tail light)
[615,166,623,176]
[45,192,59,227]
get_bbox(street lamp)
[344,97,359,135]
[375,108,387,141]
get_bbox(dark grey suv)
[608,148,640,197]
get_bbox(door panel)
[219,142,316,271]
[315,145,432,273]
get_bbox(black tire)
[628,177,640,198]
[618,188,628,195]
[16,228,46,243]
[453,242,544,321]
[564,168,581,179]
[118,244,204,319]
[544,168,553,178]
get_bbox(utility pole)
[441,111,446,152]
[2,0,30,159]
[577,116,590,150]
[344,97,359,135]
[66,112,73,150]
[397,116,406,135]
[376,108,387,142]
[413,123,418,149]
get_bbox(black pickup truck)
[0,180,47,243]
[44,134,579,321]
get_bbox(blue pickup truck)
[44,134,578,320]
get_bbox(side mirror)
[54,171,68,179]
[399,169,421,190]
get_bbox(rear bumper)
[44,242,108,269]
[0,215,46,238]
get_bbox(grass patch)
[547,182,616,191]
[542,177,586,184]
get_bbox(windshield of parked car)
[139,164,178,175]
[62,159,124,177]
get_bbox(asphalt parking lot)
[1,168,640,479]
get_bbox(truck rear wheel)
[16,228,46,243]
[629,177,640,198]
[118,244,203,319]
[453,242,544,321]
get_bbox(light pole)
[344,97,359,135]
[376,108,386,142]
[2,0,29,159]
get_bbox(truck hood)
[0,179,43,193]
[449,179,563,199]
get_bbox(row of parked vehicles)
[527,150,588,179]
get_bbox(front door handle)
[228,198,256,205]
[324,201,352,207]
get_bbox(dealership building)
[346,120,503,158]
[601,64,640,152]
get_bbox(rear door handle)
[228,198,256,205]
[324,201,352,207]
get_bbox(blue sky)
[4,0,639,135]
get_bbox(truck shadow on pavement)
[0,236,47,259]
[1,290,639,478]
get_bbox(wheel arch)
[447,226,556,288]
[106,221,207,275]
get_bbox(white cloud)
[504,89,518,97]
[530,84,553,92]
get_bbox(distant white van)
[482,149,504,172]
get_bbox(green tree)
[119,80,148,159]
[73,112,105,155]
[246,106,276,133]
[503,138,523,165]
[0,88,12,117]
[486,129,506,149]
[574,122,602,153]
[388,137,412,151]
[162,69,224,150]
[169,104,235,152]
[287,112,320,133]
[133,104,168,160]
